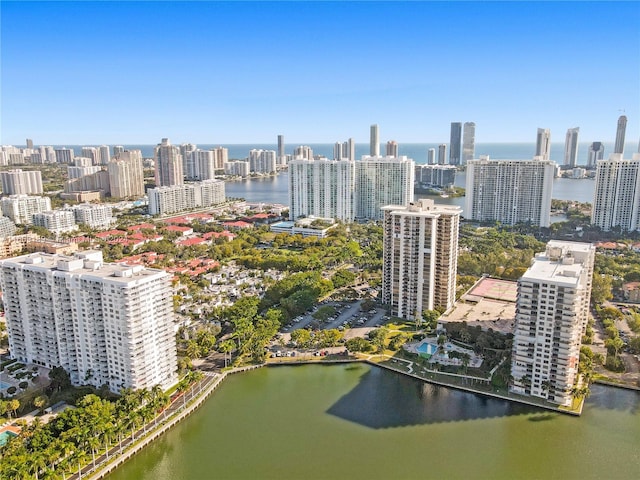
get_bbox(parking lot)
[281,300,387,334]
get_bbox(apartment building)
[510,241,595,406]
[0,250,178,393]
[382,199,460,320]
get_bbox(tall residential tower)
[382,199,460,319]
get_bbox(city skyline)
[1,1,638,145]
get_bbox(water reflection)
[327,367,540,428]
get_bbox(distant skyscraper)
[465,156,556,227]
[382,199,461,319]
[108,150,144,199]
[98,145,111,165]
[438,144,447,165]
[54,148,74,164]
[615,115,627,154]
[347,138,355,161]
[462,122,476,164]
[212,147,228,170]
[563,127,580,167]
[592,153,640,232]
[154,138,184,187]
[427,148,436,165]
[26,139,33,150]
[294,146,313,160]
[277,135,285,165]
[587,142,605,168]
[510,241,595,407]
[449,122,462,165]
[248,150,277,174]
[386,140,399,157]
[536,128,551,161]
[370,124,380,157]
[81,147,98,165]
[113,145,125,157]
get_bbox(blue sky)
[1,1,639,145]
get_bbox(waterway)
[108,364,640,480]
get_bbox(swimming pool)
[0,380,12,390]
[416,343,438,356]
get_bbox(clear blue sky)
[1,1,639,145]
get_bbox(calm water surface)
[109,364,640,480]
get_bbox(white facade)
[465,156,555,227]
[591,153,640,231]
[1,169,44,195]
[1,195,52,224]
[224,161,250,177]
[564,127,580,167]
[288,158,355,221]
[148,179,226,216]
[462,122,476,164]
[70,203,114,229]
[68,165,102,180]
[355,156,415,221]
[0,251,178,393]
[32,210,78,234]
[536,128,551,161]
[510,241,595,406]
[382,199,460,319]
[248,149,277,174]
[370,124,380,157]
[0,217,17,239]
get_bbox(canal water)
[108,364,640,480]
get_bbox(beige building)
[108,149,144,199]
[382,199,460,320]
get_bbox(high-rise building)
[224,161,250,177]
[148,180,225,216]
[591,153,640,231]
[465,156,555,227]
[32,210,77,234]
[438,144,447,165]
[154,138,184,187]
[294,146,314,160]
[354,156,414,221]
[615,115,627,154]
[427,148,436,165]
[26,139,33,150]
[382,199,460,319]
[462,122,476,164]
[449,122,462,165]
[536,128,551,161]
[113,145,125,157]
[70,203,114,229]
[564,127,580,167]
[98,145,111,165]
[81,147,99,165]
[370,124,380,157]
[415,165,456,188]
[333,139,355,161]
[1,195,51,224]
[277,135,285,165]
[288,158,355,222]
[212,147,228,170]
[248,149,277,174]
[510,241,595,406]
[386,141,399,158]
[0,250,178,393]
[0,217,17,239]
[54,148,74,164]
[1,169,43,195]
[346,138,356,162]
[108,150,145,199]
[587,142,605,168]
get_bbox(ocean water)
[56,142,638,165]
